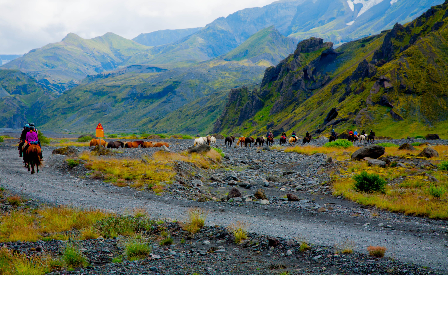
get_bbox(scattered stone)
[268,238,279,247]
[52,146,79,156]
[286,250,293,256]
[191,179,203,187]
[254,189,267,200]
[188,144,210,154]
[259,200,270,205]
[398,143,415,151]
[418,147,439,158]
[227,187,242,200]
[351,145,385,160]
[287,193,300,201]
[367,159,387,168]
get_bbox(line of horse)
[330,131,375,144]
[18,143,42,174]
[193,135,217,146]
[221,135,311,147]
[89,139,170,149]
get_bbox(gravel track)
[0,140,447,272]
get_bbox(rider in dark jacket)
[18,124,30,157]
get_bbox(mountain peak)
[62,33,83,42]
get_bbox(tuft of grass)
[112,256,123,263]
[353,171,386,193]
[299,242,311,252]
[428,184,446,199]
[62,243,88,270]
[367,246,386,258]
[7,195,22,207]
[0,136,4,142]
[411,142,422,146]
[94,215,153,238]
[125,240,151,261]
[79,227,99,240]
[439,161,448,171]
[334,240,356,254]
[0,246,52,275]
[377,143,398,147]
[159,231,173,246]
[182,208,206,234]
[227,221,249,244]
[66,159,80,168]
[212,147,225,158]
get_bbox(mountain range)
[214,1,448,138]
[0,0,446,135]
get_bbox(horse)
[23,144,42,174]
[368,132,375,144]
[244,137,255,147]
[225,136,235,147]
[236,137,245,147]
[358,134,367,144]
[302,135,312,144]
[194,137,208,146]
[348,133,356,142]
[267,135,274,146]
[289,137,298,145]
[141,141,153,148]
[279,136,287,145]
[329,134,337,142]
[152,142,170,148]
[210,136,216,145]
[125,141,144,148]
[255,136,265,147]
[90,139,106,147]
[107,141,124,148]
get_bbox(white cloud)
[0,0,276,54]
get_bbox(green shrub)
[212,147,225,158]
[66,159,80,168]
[62,244,88,270]
[94,216,153,238]
[299,242,311,252]
[125,241,151,261]
[108,134,118,138]
[428,184,446,198]
[411,142,422,147]
[77,135,93,142]
[182,135,194,139]
[38,130,50,145]
[157,134,168,139]
[0,136,4,143]
[415,136,424,139]
[353,171,386,193]
[439,161,448,171]
[324,139,352,148]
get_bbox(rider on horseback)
[331,129,337,137]
[18,123,30,157]
[291,131,297,141]
[24,126,43,160]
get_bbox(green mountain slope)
[1,33,152,92]
[35,26,298,134]
[214,2,448,138]
[0,69,55,128]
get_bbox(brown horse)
[90,139,106,147]
[255,137,265,147]
[279,136,286,145]
[125,141,144,148]
[23,144,42,174]
[225,136,235,147]
[302,135,312,144]
[267,135,274,146]
[244,137,255,147]
[329,134,337,142]
[107,141,124,148]
[141,141,153,148]
[236,137,245,147]
[152,142,170,148]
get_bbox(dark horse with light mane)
[23,144,42,174]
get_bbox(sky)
[0,0,278,54]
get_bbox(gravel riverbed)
[1,137,447,274]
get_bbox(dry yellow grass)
[227,221,249,244]
[0,246,54,275]
[333,157,448,219]
[0,207,107,242]
[181,208,207,234]
[80,149,222,193]
[367,246,387,258]
[284,145,358,161]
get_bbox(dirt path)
[1,143,447,272]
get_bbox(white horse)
[358,134,367,144]
[193,137,205,146]
[210,136,216,145]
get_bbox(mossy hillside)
[219,3,448,138]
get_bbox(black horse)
[266,135,274,146]
[368,131,375,144]
[225,136,235,147]
[279,136,287,145]
[255,137,265,147]
[303,135,312,144]
[329,134,337,142]
[107,141,124,148]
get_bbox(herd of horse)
[89,139,170,149]
[219,134,312,148]
[17,130,376,174]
